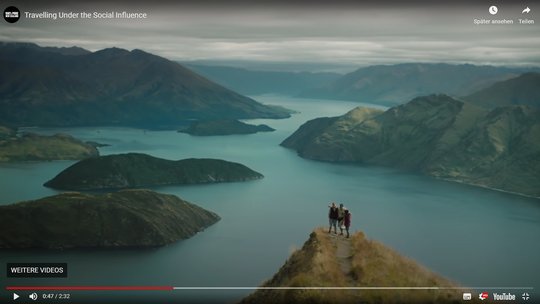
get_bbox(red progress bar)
[6,286,173,291]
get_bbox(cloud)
[2,1,539,70]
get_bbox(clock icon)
[489,5,498,15]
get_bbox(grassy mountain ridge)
[241,228,459,304]
[0,42,289,128]
[44,153,264,190]
[282,95,540,197]
[0,189,220,249]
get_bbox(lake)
[1,95,539,303]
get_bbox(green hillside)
[282,95,540,197]
[0,129,98,162]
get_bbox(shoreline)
[436,176,540,200]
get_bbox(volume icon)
[29,293,38,301]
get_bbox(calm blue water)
[1,96,539,303]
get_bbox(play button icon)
[13,293,19,300]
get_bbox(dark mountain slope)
[0,42,289,128]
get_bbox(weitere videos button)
[7,263,67,278]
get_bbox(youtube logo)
[479,292,489,300]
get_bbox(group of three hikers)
[328,202,351,238]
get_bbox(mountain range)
[0,42,289,128]
[185,64,341,96]
[282,94,540,197]
[298,63,539,106]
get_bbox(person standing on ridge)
[344,209,352,238]
[337,203,346,235]
[328,202,339,234]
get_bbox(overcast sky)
[2,1,539,72]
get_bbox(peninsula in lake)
[0,190,220,249]
[0,127,98,162]
[44,153,264,190]
[241,228,459,304]
[179,119,275,136]
[282,94,540,198]
[0,42,289,129]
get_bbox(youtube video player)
[1,0,538,303]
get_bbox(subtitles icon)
[463,292,472,300]
[479,292,489,300]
